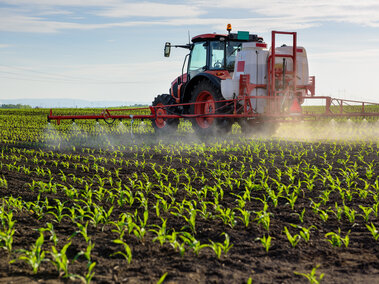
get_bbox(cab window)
[226,41,242,72]
[189,42,207,78]
[210,41,225,70]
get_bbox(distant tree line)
[1,104,32,109]
[130,104,148,107]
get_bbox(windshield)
[225,41,242,72]
[209,40,242,72]
[210,41,224,69]
[189,40,244,76]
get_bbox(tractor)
[152,24,313,135]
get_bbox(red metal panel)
[237,61,245,72]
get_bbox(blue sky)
[0,0,379,105]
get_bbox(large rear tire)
[189,80,232,136]
[151,94,179,133]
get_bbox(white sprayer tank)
[272,45,309,96]
[221,42,269,113]
[221,43,310,113]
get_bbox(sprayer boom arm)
[47,95,379,126]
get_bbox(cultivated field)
[0,108,378,283]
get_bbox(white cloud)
[167,17,319,33]
[0,0,119,6]
[37,9,73,16]
[0,44,11,48]
[0,12,319,33]
[96,2,205,18]
[196,0,379,27]
[0,12,167,33]
[1,0,379,33]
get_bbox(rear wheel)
[189,80,232,136]
[151,94,179,133]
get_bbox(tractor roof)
[191,33,227,42]
[192,33,261,43]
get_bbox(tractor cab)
[164,24,263,104]
[189,32,261,78]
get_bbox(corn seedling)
[290,224,317,243]
[12,232,46,274]
[325,228,350,248]
[111,239,132,264]
[0,211,16,254]
[256,234,272,253]
[49,241,71,277]
[294,264,324,284]
[283,226,301,247]
[366,223,379,241]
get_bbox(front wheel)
[189,80,232,136]
[151,94,179,133]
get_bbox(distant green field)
[0,104,378,145]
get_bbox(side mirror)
[164,42,171,57]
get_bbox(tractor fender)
[182,73,221,104]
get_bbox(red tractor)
[152,24,270,135]
[152,24,314,134]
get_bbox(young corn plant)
[254,204,272,232]
[49,241,72,278]
[215,207,237,228]
[157,272,168,284]
[47,199,70,223]
[359,205,373,222]
[0,176,7,188]
[343,205,356,223]
[325,228,350,248]
[167,232,186,257]
[73,262,97,284]
[208,233,233,259]
[74,240,95,266]
[150,219,169,246]
[70,221,91,243]
[236,208,251,228]
[132,210,148,242]
[366,223,379,241]
[329,203,343,221]
[111,239,132,264]
[297,208,306,223]
[181,208,197,234]
[180,233,208,257]
[0,211,16,254]
[317,209,329,223]
[283,226,301,248]
[290,224,317,243]
[286,190,298,210]
[12,232,46,274]
[294,264,324,284]
[256,234,272,253]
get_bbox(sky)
[1,0,379,105]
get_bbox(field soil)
[0,134,378,283]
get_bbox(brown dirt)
[0,136,378,283]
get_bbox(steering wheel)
[213,60,223,69]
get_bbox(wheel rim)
[155,103,167,128]
[195,91,215,128]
